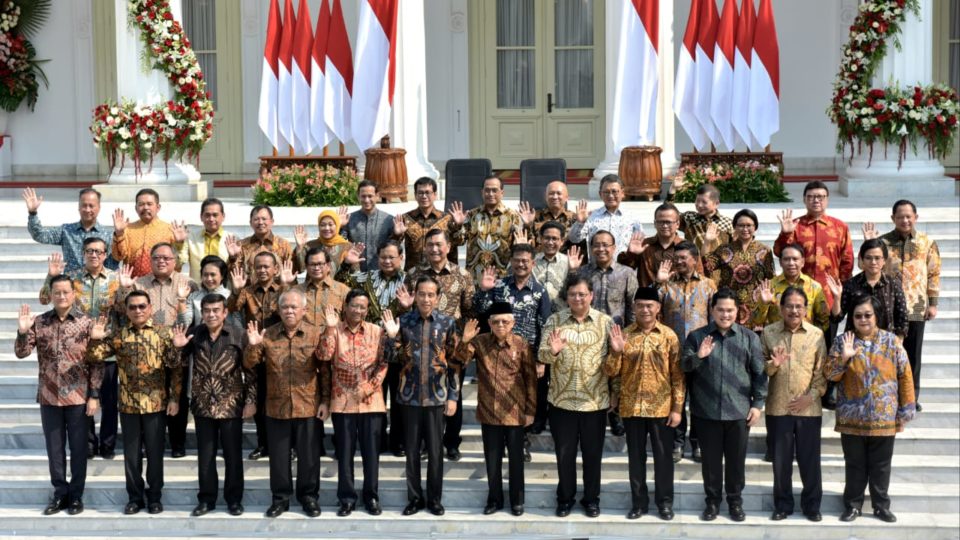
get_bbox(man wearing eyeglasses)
[392,177,463,270]
[568,174,644,262]
[40,238,121,460]
[454,176,525,281]
[618,203,695,288]
[24,187,118,273]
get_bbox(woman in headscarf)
[294,209,362,278]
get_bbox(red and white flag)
[257,0,282,150]
[710,0,737,151]
[674,0,707,150]
[310,0,333,149]
[748,0,779,147]
[694,0,720,148]
[291,0,314,154]
[732,0,758,150]
[276,0,296,150]
[352,0,399,151]
[611,0,659,152]
[324,0,353,143]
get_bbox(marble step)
[0,506,958,540]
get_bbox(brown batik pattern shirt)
[604,322,685,418]
[455,333,537,426]
[16,311,103,407]
[243,322,330,419]
[318,321,389,414]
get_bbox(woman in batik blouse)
[704,209,775,329]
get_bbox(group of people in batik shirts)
[15,174,935,524]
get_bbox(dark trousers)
[333,413,383,505]
[253,364,268,451]
[402,404,444,504]
[195,416,244,506]
[624,417,675,510]
[166,366,190,453]
[88,362,118,454]
[120,411,166,505]
[480,423,526,507]
[265,416,320,504]
[823,319,840,405]
[442,369,466,451]
[904,320,925,399]
[41,404,89,501]
[532,365,550,428]
[694,416,748,507]
[840,434,895,511]
[549,407,606,506]
[768,415,822,514]
[674,378,699,451]
[384,363,406,452]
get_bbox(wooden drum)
[619,145,663,201]
[363,147,409,202]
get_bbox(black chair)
[519,159,566,209]
[443,158,491,213]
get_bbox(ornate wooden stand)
[258,155,357,175]
[619,146,663,201]
[363,136,409,202]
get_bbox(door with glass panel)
[933,0,959,172]
[181,0,242,173]
[478,0,604,169]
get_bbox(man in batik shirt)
[392,177,462,270]
[454,176,524,280]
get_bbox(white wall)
[423,0,469,170]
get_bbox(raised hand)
[22,187,42,213]
[294,225,308,247]
[393,213,407,236]
[230,266,247,290]
[117,263,135,289]
[323,306,340,328]
[627,230,647,255]
[47,252,65,277]
[758,279,774,305]
[382,309,400,338]
[548,329,568,356]
[479,266,498,292]
[395,283,414,309]
[861,222,879,240]
[567,245,583,271]
[609,324,625,353]
[225,234,242,258]
[697,335,715,359]
[17,304,34,334]
[171,324,193,348]
[518,201,535,226]
[246,321,265,346]
[279,259,296,284]
[462,319,479,344]
[770,345,790,367]
[575,199,589,223]
[448,201,466,225]
[177,281,192,301]
[656,259,673,283]
[825,274,843,301]
[840,331,860,361]
[343,243,365,266]
[90,314,109,340]
[112,208,129,234]
[705,222,719,243]
[337,205,350,226]
[513,228,530,246]
[778,209,795,235]
[171,220,188,243]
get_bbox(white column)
[840,0,951,198]
[590,0,675,199]
[391,0,439,182]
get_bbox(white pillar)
[391,0,439,182]
[840,0,952,199]
[591,0,675,199]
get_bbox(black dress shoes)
[100,447,116,460]
[365,499,382,516]
[729,504,746,522]
[337,502,355,517]
[66,499,84,515]
[191,503,214,516]
[248,447,267,460]
[523,446,532,463]
[123,501,144,515]
[583,503,600,518]
[658,506,674,521]
[392,449,406,458]
[804,511,822,522]
[265,502,288,518]
[171,448,186,458]
[483,502,502,515]
[402,500,425,516]
[227,503,244,516]
[528,422,545,434]
[691,447,702,462]
[672,447,682,463]
[873,507,897,523]
[839,507,861,522]
[427,502,445,516]
[147,502,163,514]
[608,412,626,436]
[915,403,923,412]
[770,510,790,521]
[302,499,321,517]
[445,447,461,462]
[555,502,573,517]
[626,507,646,520]
[43,497,67,516]
[701,504,719,521]
[510,504,524,516]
